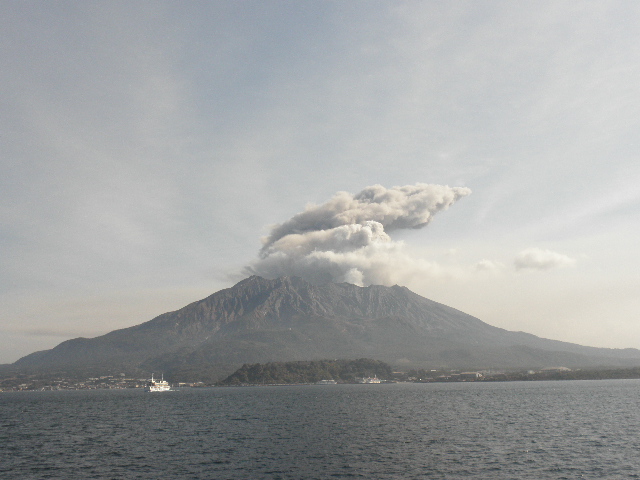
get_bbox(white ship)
[144,373,171,392]
[358,375,381,384]
[316,379,338,385]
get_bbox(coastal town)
[2,364,640,392]
[0,372,206,392]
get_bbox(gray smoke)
[247,183,471,286]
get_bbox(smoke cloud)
[247,183,471,286]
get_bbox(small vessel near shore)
[144,373,171,392]
[357,375,381,384]
[316,379,338,385]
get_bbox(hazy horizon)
[2,2,640,363]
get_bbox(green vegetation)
[482,367,640,382]
[218,358,392,385]
[401,366,640,382]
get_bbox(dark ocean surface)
[1,380,639,479]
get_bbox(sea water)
[1,380,639,479]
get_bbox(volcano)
[14,276,640,379]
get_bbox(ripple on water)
[1,380,639,479]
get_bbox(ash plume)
[247,183,471,286]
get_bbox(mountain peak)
[14,275,640,376]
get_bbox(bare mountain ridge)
[15,276,640,376]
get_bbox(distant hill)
[14,275,640,380]
[219,358,392,385]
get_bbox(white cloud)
[474,259,506,273]
[514,248,576,271]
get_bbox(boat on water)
[357,375,381,384]
[144,373,171,392]
[316,379,338,385]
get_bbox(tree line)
[218,358,392,385]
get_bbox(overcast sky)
[2,1,640,364]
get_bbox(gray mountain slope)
[15,276,640,373]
